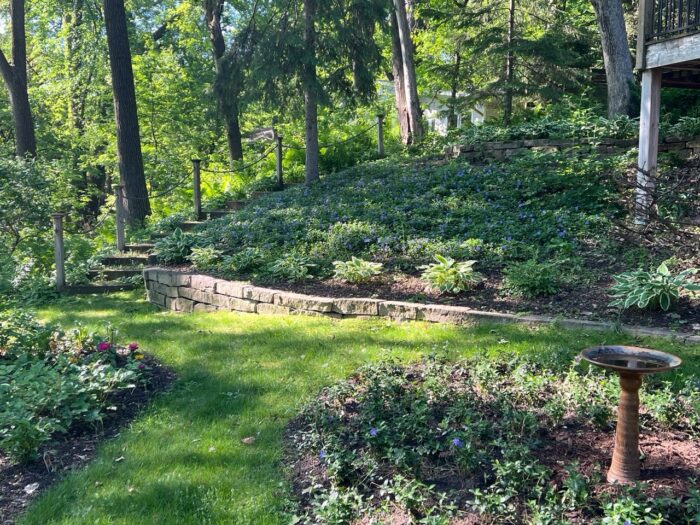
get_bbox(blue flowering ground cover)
[287,356,700,524]
[159,149,698,328]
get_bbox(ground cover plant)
[154,149,699,329]
[287,355,700,524]
[0,310,151,463]
[9,292,699,524]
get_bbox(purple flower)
[128,342,139,352]
[138,363,146,370]
[452,438,464,448]
[624,521,632,525]
[97,342,111,352]
[369,427,378,437]
[558,230,566,238]
[319,450,326,460]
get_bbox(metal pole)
[275,133,284,190]
[52,213,66,292]
[192,159,202,220]
[115,185,126,252]
[376,114,385,157]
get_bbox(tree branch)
[0,48,14,85]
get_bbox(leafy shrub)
[609,262,700,311]
[222,247,268,275]
[0,313,147,462]
[333,257,383,283]
[154,228,194,264]
[188,246,222,270]
[267,253,316,282]
[503,258,560,297]
[419,255,480,293]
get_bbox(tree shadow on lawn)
[19,294,700,524]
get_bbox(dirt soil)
[0,357,175,525]
[254,271,700,333]
[284,369,700,524]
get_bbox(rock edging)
[143,268,700,343]
[445,136,700,162]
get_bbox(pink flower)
[138,363,146,370]
[128,342,139,352]
[97,342,111,352]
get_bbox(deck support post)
[635,69,661,226]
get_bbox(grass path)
[17,292,699,524]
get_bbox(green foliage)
[154,228,194,265]
[332,257,382,283]
[267,253,316,282]
[188,246,222,271]
[0,312,147,462]
[419,255,479,294]
[504,258,560,297]
[291,356,700,523]
[609,262,700,311]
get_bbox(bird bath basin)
[580,345,682,484]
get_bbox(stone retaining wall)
[445,136,700,161]
[144,268,700,343]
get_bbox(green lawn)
[18,292,700,525]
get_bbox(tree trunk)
[448,52,461,130]
[590,0,634,117]
[303,0,320,184]
[503,0,515,126]
[103,0,150,224]
[0,0,36,157]
[393,0,422,143]
[205,0,244,163]
[390,11,411,144]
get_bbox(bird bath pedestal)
[580,345,682,484]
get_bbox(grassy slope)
[18,292,700,525]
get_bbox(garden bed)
[284,357,700,524]
[154,150,700,334]
[0,355,173,524]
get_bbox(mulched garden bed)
[283,358,700,524]
[0,356,175,525]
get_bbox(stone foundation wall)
[445,136,700,161]
[143,268,700,342]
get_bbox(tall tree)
[390,11,411,142]
[302,0,320,183]
[204,0,243,162]
[590,0,634,117]
[392,0,422,143]
[103,0,151,223]
[0,0,36,156]
[503,0,515,126]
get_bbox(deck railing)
[637,0,700,68]
[649,0,700,40]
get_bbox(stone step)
[88,268,143,280]
[178,221,205,232]
[200,210,234,219]
[65,282,138,295]
[124,243,154,254]
[226,200,248,210]
[100,254,153,266]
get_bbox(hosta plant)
[419,255,480,294]
[609,262,700,311]
[188,246,222,270]
[268,254,316,282]
[333,257,383,283]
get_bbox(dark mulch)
[257,270,700,332]
[283,371,700,524]
[0,357,175,525]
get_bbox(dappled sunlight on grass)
[16,292,700,524]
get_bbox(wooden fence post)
[115,185,126,252]
[275,133,284,190]
[52,213,66,292]
[192,159,202,220]
[376,114,385,157]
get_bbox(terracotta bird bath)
[580,345,682,484]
